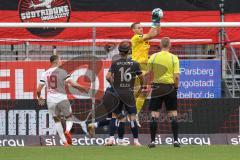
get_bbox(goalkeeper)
[130,8,163,126]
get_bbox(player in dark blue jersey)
[105,41,145,146]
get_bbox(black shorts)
[113,99,137,115]
[149,83,177,112]
[104,86,136,116]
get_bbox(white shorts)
[47,100,72,117]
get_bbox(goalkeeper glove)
[152,8,163,27]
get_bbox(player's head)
[50,55,61,66]
[160,37,171,50]
[131,22,143,35]
[118,41,131,56]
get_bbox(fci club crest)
[18,0,71,37]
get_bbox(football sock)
[150,117,157,143]
[66,120,73,132]
[98,118,111,128]
[171,117,179,142]
[118,121,125,139]
[130,120,138,138]
[109,118,117,136]
[55,122,67,143]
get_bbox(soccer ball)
[152,8,164,19]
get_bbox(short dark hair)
[161,37,171,48]
[118,41,131,55]
[50,55,59,63]
[131,22,140,29]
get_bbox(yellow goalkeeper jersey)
[131,34,150,66]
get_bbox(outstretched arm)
[142,8,163,41]
[142,27,160,41]
[66,79,88,93]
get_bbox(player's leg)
[148,95,162,148]
[88,86,116,135]
[168,111,180,147]
[129,114,141,146]
[59,100,74,145]
[98,117,111,127]
[64,113,73,145]
[125,105,141,146]
[148,111,160,148]
[105,113,118,145]
[88,113,111,137]
[53,116,69,146]
[47,101,68,146]
[105,100,123,146]
[135,76,145,127]
[165,88,180,147]
[89,118,111,130]
[135,76,145,113]
[135,94,145,127]
[135,64,148,127]
[117,116,128,146]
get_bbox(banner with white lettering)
[0,60,221,99]
[2,134,240,146]
[178,60,221,98]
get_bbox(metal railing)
[0,43,217,61]
[222,32,240,98]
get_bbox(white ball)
[158,8,164,18]
[153,8,164,19]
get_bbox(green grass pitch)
[0,145,239,160]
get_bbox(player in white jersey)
[37,55,87,146]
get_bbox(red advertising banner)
[0,60,111,99]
